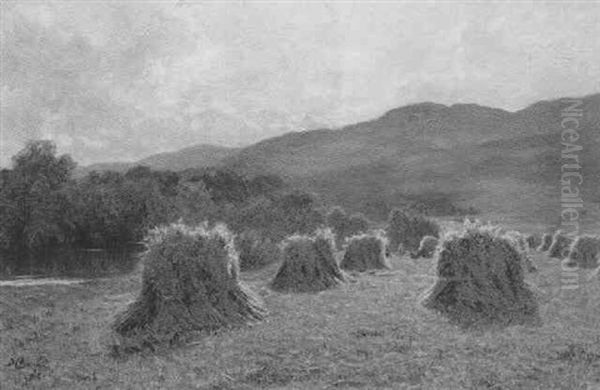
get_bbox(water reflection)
[0,244,145,279]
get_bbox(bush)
[568,235,600,269]
[548,231,575,259]
[271,229,345,292]
[422,226,539,327]
[112,222,266,348]
[526,234,542,251]
[387,209,440,253]
[410,235,439,259]
[340,232,389,271]
[326,207,370,249]
[236,230,282,271]
[538,233,553,252]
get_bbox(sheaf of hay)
[271,228,345,293]
[421,225,539,328]
[340,231,389,271]
[568,235,600,269]
[112,222,266,350]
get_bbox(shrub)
[326,207,370,249]
[271,229,345,292]
[526,234,542,251]
[236,230,282,271]
[538,233,553,252]
[548,231,575,259]
[410,235,439,259]
[568,235,600,269]
[340,232,389,271]
[112,222,266,348]
[387,209,440,253]
[422,226,539,327]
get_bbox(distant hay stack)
[526,234,542,251]
[538,233,553,252]
[504,231,536,272]
[548,231,575,259]
[271,229,345,292]
[112,223,266,346]
[236,230,282,271]
[568,235,600,269]
[387,209,440,253]
[422,227,539,327]
[410,236,439,259]
[340,232,389,271]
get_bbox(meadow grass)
[1,251,600,389]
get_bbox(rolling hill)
[224,94,600,233]
[76,144,237,176]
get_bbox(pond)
[0,244,145,280]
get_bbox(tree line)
[0,140,326,255]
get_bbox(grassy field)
[1,251,599,389]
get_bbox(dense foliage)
[0,141,325,260]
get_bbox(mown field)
[1,251,599,390]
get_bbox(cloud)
[1,1,599,166]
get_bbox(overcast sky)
[1,1,599,167]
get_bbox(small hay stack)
[422,228,539,327]
[112,223,266,346]
[271,229,345,292]
[340,232,389,271]
[387,209,440,253]
[236,230,282,271]
[568,235,600,269]
[526,234,542,251]
[548,231,575,259]
[410,236,439,259]
[538,233,553,252]
[504,231,536,272]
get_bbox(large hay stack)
[387,209,440,253]
[236,230,282,271]
[271,229,345,292]
[410,235,439,259]
[538,233,553,252]
[568,235,600,269]
[548,231,575,259]
[340,232,389,271]
[112,223,266,345]
[422,228,539,327]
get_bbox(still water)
[0,244,144,280]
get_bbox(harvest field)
[1,250,599,390]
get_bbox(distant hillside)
[224,94,600,233]
[77,144,237,176]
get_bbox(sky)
[1,1,599,167]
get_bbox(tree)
[0,140,76,250]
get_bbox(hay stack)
[236,230,282,271]
[526,234,542,251]
[504,231,536,272]
[112,223,266,345]
[271,229,345,292]
[538,233,553,252]
[548,231,575,259]
[340,233,389,271]
[422,228,539,327]
[387,209,440,253]
[410,236,439,259]
[568,235,600,269]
